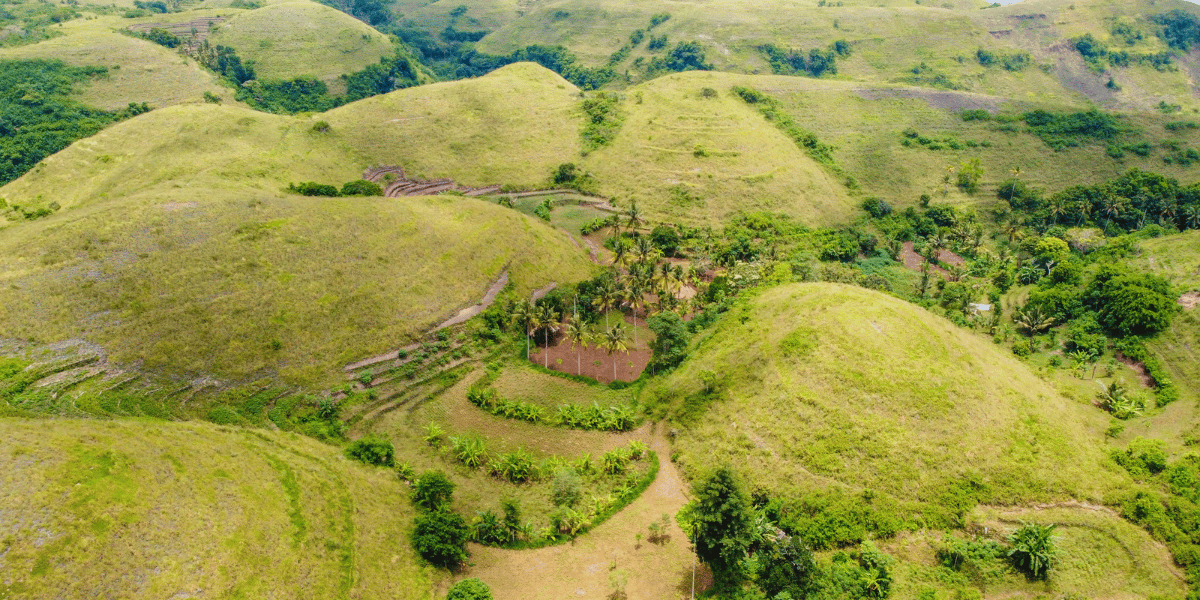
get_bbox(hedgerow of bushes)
[466,385,637,431]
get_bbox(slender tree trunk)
[613,354,617,381]
[526,333,530,360]
[578,351,581,376]
[633,311,637,345]
[544,329,549,368]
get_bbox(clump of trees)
[758,39,851,78]
[286,180,383,197]
[411,471,470,568]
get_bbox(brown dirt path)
[453,428,709,600]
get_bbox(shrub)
[413,470,455,511]
[345,437,395,467]
[340,179,382,196]
[861,197,893,218]
[413,509,470,568]
[446,578,493,600]
[288,181,340,196]
[552,468,583,506]
[1007,522,1057,579]
[310,120,331,133]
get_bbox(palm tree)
[1008,166,1022,205]
[1100,195,1126,229]
[602,325,629,381]
[626,199,643,232]
[510,300,535,359]
[1075,198,1093,226]
[1002,215,1025,243]
[592,276,619,329]
[633,235,658,265]
[1184,205,1200,230]
[563,318,589,375]
[536,304,560,368]
[612,237,632,267]
[1046,196,1067,225]
[1013,304,1054,336]
[527,302,547,364]
[608,214,622,239]
[942,165,955,197]
[625,276,650,345]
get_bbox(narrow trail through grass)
[457,427,704,600]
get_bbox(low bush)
[345,436,395,467]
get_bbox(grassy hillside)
[469,0,1200,111]
[326,62,583,186]
[581,71,855,226]
[0,418,429,599]
[210,1,395,90]
[0,102,593,387]
[0,15,229,110]
[645,283,1124,509]
[759,76,1200,208]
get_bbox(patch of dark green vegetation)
[238,49,427,114]
[1073,33,1174,72]
[465,385,637,431]
[580,92,622,154]
[731,86,838,168]
[1020,108,1126,150]
[1004,168,1200,234]
[757,39,850,78]
[606,13,671,67]
[0,59,152,187]
[345,435,396,466]
[137,33,426,114]
[1111,437,1200,591]
[286,180,384,197]
[389,7,702,87]
[1152,10,1200,52]
[0,0,81,47]
[975,47,1032,71]
[677,467,1064,597]
[901,128,991,151]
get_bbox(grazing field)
[644,283,1124,508]
[210,2,395,88]
[0,418,429,599]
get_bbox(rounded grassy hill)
[0,418,428,598]
[210,1,396,89]
[645,282,1126,510]
[0,102,593,387]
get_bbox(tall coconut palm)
[592,275,620,329]
[602,325,629,382]
[510,300,535,359]
[563,318,589,375]
[1184,205,1200,229]
[536,304,560,368]
[527,302,547,364]
[1008,166,1022,205]
[623,278,645,345]
[626,199,643,232]
[612,237,632,267]
[633,235,658,265]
